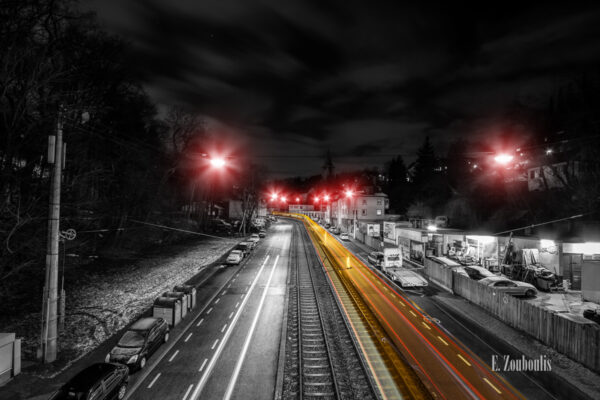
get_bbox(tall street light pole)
[40,109,65,363]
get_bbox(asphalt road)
[304,218,526,400]
[124,222,291,400]
[338,233,560,400]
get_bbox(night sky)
[81,0,600,177]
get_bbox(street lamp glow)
[270,193,278,201]
[427,224,438,232]
[209,157,226,168]
[315,196,320,202]
[546,148,553,155]
[281,196,287,202]
[324,194,330,202]
[493,154,513,165]
[295,197,300,202]
[345,190,353,198]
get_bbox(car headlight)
[127,354,139,364]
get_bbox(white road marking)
[196,318,204,327]
[189,255,273,400]
[168,350,179,362]
[147,373,161,389]
[199,358,208,372]
[235,302,240,308]
[206,307,213,314]
[228,312,234,319]
[214,298,220,304]
[232,278,236,282]
[223,255,280,400]
[185,332,193,342]
[222,290,227,295]
[182,384,194,400]
[211,339,219,350]
[221,323,227,332]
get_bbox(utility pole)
[40,108,64,363]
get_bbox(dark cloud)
[82,0,600,176]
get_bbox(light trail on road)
[299,215,525,400]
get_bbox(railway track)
[280,223,377,400]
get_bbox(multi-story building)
[334,192,389,233]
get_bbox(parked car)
[226,250,244,265]
[479,276,538,297]
[387,268,429,288]
[258,229,266,238]
[367,251,384,267]
[325,223,331,229]
[48,363,129,400]
[463,265,496,280]
[235,242,253,256]
[340,233,350,241]
[106,318,169,371]
[248,233,260,246]
[332,227,341,235]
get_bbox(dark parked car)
[235,241,253,256]
[49,363,129,400]
[106,317,169,371]
[258,229,266,238]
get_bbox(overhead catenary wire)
[128,219,231,240]
[492,212,591,236]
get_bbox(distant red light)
[315,196,320,202]
[324,194,330,202]
[295,197,300,202]
[494,154,513,165]
[281,196,287,202]
[345,190,354,198]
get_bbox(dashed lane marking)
[147,373,160,389]
[437,336,449,346]
[196,318,204,327]
[211,339,219,350]
[229,312,234,319]
[422,322,431,330]
[182,384,194,400]
[199,358,208,372]
[221,324,228,332]
[185,333,193,342]
[215,298,220,304]
[484,377,502,394]
[206,307,213,314]
[457,354,472,367]
[235,302,240,308]
[168,350,179,362]
[409,310,417,317]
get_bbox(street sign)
[60,229,76,241]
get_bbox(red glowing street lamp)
[493,153,514,165]
[209,157,226,168]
